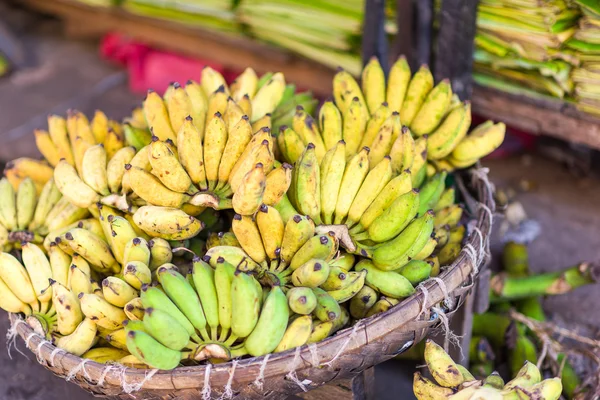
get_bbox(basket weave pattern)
[8,166,495,400]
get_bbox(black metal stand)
[362,0,389,76]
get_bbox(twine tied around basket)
[5,165,495,397]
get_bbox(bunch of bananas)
[0,177,88,252]
[413,340,562,400]
[3,157,53,195]
[0,58,504,372]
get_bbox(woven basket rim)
[9,165,495,394]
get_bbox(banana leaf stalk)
[490,262,600,302]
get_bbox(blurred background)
[0,0,599,399]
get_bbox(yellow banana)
[148,238,173,271]
[165,82,192,134]
[201,66,229,97]
[55,317,97,356]
[361,56,386,114]
[102,276,139,307]
[231,214,267,265]
[359,102,392,149]
[47,115,74,165]
[176,117,207,190]
[400,65,434,126]
[229,129,272,192]
[274,315,313,353]
[106,146,135,194]
[333,68,368,117]
[263,162,292,206]
[411,79,453,136]
[30,178,62,232]
[79,293,127,330]
[50,279,83,335]
[21,242,53,303]
[252,72,285,122]
[206,85,229,122]
[204,112,228,190]
[256,204,284,262]
[427,102,472,160]
[231,67,258,101]
[16,178,37,230]
[319,100,343,150]
[342,97,368,157]
[63,228,118,273]
[0,252,37,305]
[71,136,95,178]
[319,140,346,225]
[53,160,100,208]
[424,339,464,387]
[133,206,203,240]
[292,107,326,162]
[349,285,378,319]
[34,129,61,167]
[0,178,17,231]
[103,127,125,160]
[346,155,393,227]
[412,372,454,400]
[83,347,129,363]
[0,276,32,314]
[294,144,321,224]
[368,111,401,167]
[232,163,266,216]
[387,56,412,112]
[334,147,369,225]
[184,80,208,137]
[280,214,316,266]
[5,157,54,188]
[450,122,506,163]
[127,165,190,208]
[217,115,253,190]
[411,136,429,187]
[277,126,305,164]
[81,144,109,196]
[149,137,195,193]
[224,97,245,130]
[143,90,176,142]
[307,320,333,344]
[48,243,70,287]
[91,110,109,144]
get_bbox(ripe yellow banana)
[81,144,109,196]
[387,56,412,113]
[319,100,343,150]
[411,136,429,187]
[165,82,192,135]
[274,315,312,353]
[106,146,136,194]
[256,204,284,263]
[334,147,370,225]
[201,66,229,97]
[280,214,316,267]
[362,57,386,114]
[0,252,37,305]
[232,163,266,216]
[400,65,434,126]
[231,67,258,101]
[449,122,506,164]
[79,292,127,330]
[368,112,401,167]
[16,178,37,230]
[53,160,100,209]
[411,79,453,136]
[127,165,190,208]
[224,97,245,130]
[319,140,346,225]
[184,80,208,137]
[342,97,368,157]
[217,115,253,191]
[349,285,378,319]
[424,339,464,387]
[63,228,118,273]
[143,90,176,142]
[34,129,61,167]
[0,178,17,231]
[204,112,228,190]
[294,144,321,223]
[206,86,229,119]
[277,126,305,164]
[102,276,139,307]
[263,162,292,206]
[54,317,97,356]
[292,107,326,162]
[21,242,53,303]
[149,137,195,193]
[427,102,472,160]
[232,214,267,266]
[412,372,454,400]
[359,102,392,149]
[133,206,203,240]
[50,279,83,335]
[47,114,74,166]
[333,68,368,117]
[252,72,286,122]
[0,276,32,314]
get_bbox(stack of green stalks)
[473,0,579,99]
[568,1,600,115]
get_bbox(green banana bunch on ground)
[413,340,563,400]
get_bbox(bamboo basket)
[7,165,495,400]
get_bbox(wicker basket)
[8,166,495,400]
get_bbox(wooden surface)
[19,0,336,96]
[297,368,376,400]
[472,85,600,151]
[434,0,479,100]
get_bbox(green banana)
[291,259,330,288]
[312,287,341,322]
[397,260,432,286]
[287,287,317,315]
[244,285,289,357]
[356,260,415,299]
[289,233,337,271]
[126,330,183,370]
[349,285,378,319]
[191,257,220,340]
[231,270,261,339]
[326,270,367,303]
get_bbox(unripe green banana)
[30,178,61,233]
[79,292,127,330]
[55,317,97,356]
[277,126,305,165]
[372,211,435,271]
[312,287,341,322]
[292,259,330,288]
[417,172,447,217]
[123,261,152,290]
[280,215,315,266]
[123,319,146,334]
[397,260,432,286]
[356,260,415,299]
[330,252,356,271]
[143,307,191,351]
[231,270,261,339]
[331,305,350,333]
[244,285,289,357]
[349,285,378,319]
[126,330,183,370]
[274,315,313,353]
[358,188,419,243]
[434,187,455,212]
[191,257,219,339]
[102,276,139,307]
[16,178,37,230]
[289,232,337,271]
[287,287,317,315]
[413,236,438,260]
[326,270,367,303]
[157,267,209,340]
[140,285,198,341]
[427,102,471,160]
[214,257,235,340]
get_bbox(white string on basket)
[6,317,29,360]
[307,343,320,368]
[220,359,238,400]
[252,353,270,391]
[48,347,63,367]
[431,306,463,356]
[415,283,430,320]
[66,359,91,382]
[322,323,360,368]
[121,367,158,394]
[201,363,212,400]
[96,365,115,387]
[463,243,479,275]
[286,347,307,392]
[35,339,51,365]
[24,332,36,349]
[430,277,453,309]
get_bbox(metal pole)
[362,0,389,74]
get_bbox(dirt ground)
[0,3,598,400]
